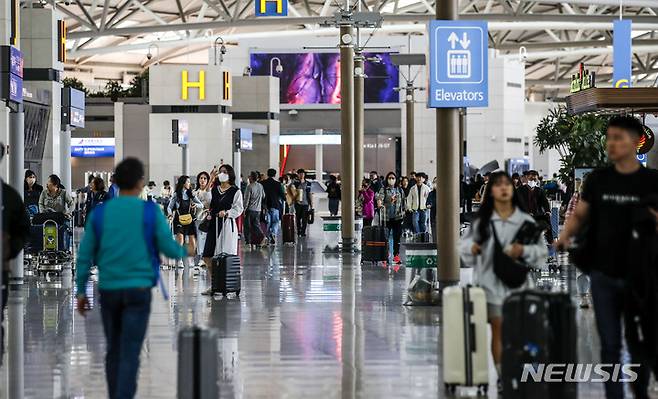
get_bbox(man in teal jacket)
[76,157,190,399]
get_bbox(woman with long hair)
[202,164,244,295]
[376,172,406,264]
[24,170,43,216]
[357,178,375,227]
[459,171,547,390]
[167,175,203,267]
[84,177,108,216]
[193,171,212,266]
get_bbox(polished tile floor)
[1,222,656,398]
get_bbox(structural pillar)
[436,0,460,288]
[181,144,189,176]
[60,125,71,192]
[405,84,415,175]
[9,107,24,285]
[459,108,466,176]
[7,289,25,399]
[339,25,355,251]
[354,54,365,192]
[315,129,323,181]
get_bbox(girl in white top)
[460,171,547,382]
[193,171,212,266]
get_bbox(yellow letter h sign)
[260,0,283,14]
[181,70,205,100]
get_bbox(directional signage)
[255,0,288,17]
[613,19,632,88]
[429,20,488,108]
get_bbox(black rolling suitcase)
[361,212,387,263]
[282,204,296,245]
[502,289,577,399]
[177,326,219,398]
[211,253,241,296]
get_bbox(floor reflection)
[1,223,630,398]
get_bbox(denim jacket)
[376,186,406,222]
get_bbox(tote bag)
[215,217,239,256]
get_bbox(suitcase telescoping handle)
[469,322,476,353]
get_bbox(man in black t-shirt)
[557,115,658,399]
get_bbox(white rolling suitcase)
[442,285,489,395]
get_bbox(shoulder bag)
[490,222,529,289]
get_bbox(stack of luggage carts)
[26,212,73,276]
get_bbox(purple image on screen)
[250,52,399,104]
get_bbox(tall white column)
[9,108,24,285]
[60,125,71,191]
[315,129,323,180]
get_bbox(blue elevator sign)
[429,20,488,108]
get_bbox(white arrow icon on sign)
[459,32,470,49]
[448,32,459,49]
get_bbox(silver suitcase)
[442,285,489,395]
[177,326,219,399]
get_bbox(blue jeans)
[100,288,152,399]
[590,271,650,399]
[267,208,280,238]
[411,210,427,234]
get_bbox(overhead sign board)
[149,64,232,107]
[613,19,632,88]
[255,0,288,17]
[71,138,115,158]
[0,45,23,104]
[428,20,488,108]
[62,87,86,128]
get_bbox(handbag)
[355,193,364,215]
[490,222,529,289]
[198,215,211,233]
[215,217,238,256]
[178,212,193,226]
[307,208,315,225]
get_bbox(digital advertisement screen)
[239,128,253,151]
[71,137,115,158]
[178,120,189,145]
[249,52,399,104]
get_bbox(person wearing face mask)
[201,164,244,295]
[376,172,407,264]
[517,170,552,243]
[24,170,43,216]
[406,172,430,235]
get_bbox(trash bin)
[401,242,439,305]
[322,216,341,252]
[322,216,363,252]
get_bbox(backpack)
[91,200,168,299]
